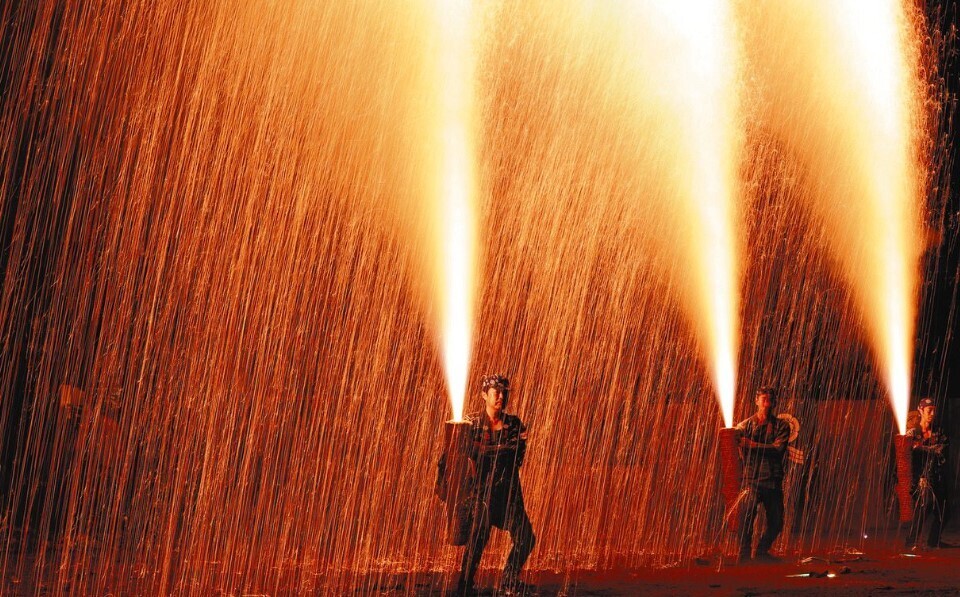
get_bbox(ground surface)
[387,532,960,596]
[3,532,959,595]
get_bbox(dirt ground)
[3,532,959,595]
[389,531,960,596]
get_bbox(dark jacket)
[735,414,790,490]
[465,411,527,495]
[906,423,949,490]
[435,412,528,505]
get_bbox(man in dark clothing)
[905,397,949,550]
[735,386,790,562]
[453,374,535,595]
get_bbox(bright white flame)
[835,0,920,435]
[431,0,478,421]
[615,0,743,426]
[690,8,742,428]
[742,0,922,433]
[442,172,474,422]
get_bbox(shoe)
[753,552,782,564]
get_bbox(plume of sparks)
[612,0,744,427]
[741,0,925,433]
[430,0,479,422]
[672,0,743,429]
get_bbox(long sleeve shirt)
[466,411,527,496]
[906,424,949,490]
[735,414,790,490]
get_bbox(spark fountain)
[739,0,929,525]
[739,0,925,434]
[421,0,482,545]
[595,0,746,513]
[428,0,479,424]
[609,0,744,429]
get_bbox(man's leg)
[737,490,759,560]
[906,485,928,549]
[458,502,491,591]
[927,507,944,547]
[925,489,944,547]
[503,507,536,585]
[756,487,784,556]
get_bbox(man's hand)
[738,437,786,450]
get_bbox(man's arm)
[471,419,527,463]
[516,421,528,467]
[735,419,753,450]
[914,431,949,458]
[734,418,749,445]
[772,419,790,451]
[740,421,789,452]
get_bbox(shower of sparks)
[429,0,479,422]
[740,0,925,434]
[0,1,951,594]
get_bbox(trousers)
[459,490,535,586]
[739,486,784,556]
[906,481,945,548]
